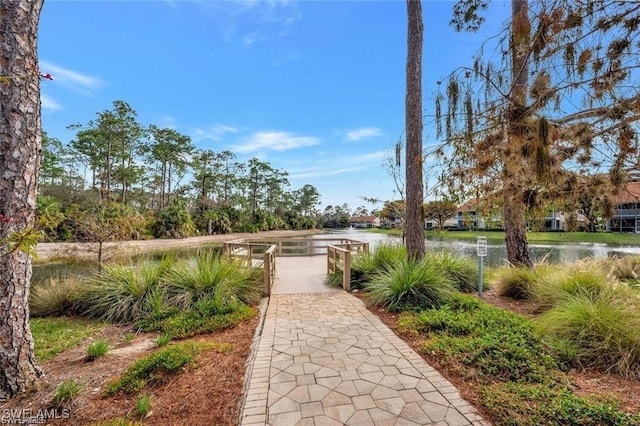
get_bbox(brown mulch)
[1,316,259,425]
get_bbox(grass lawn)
[30,316,107,361]
[368,228,640,245]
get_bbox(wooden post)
[263,250,271,296]
[343,250,351,292]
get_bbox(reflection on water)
[319,229,640,266]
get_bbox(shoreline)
[35,229,323,261]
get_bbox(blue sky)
[38,0,510,211]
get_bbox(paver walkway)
[239,256,489,426]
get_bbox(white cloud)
[288,150,386,179]
[356,150,386,162]
[290,166,366,179]
[272,50,300,67]
[191,124,239,142]
[41,94,62,112]
[156,115,178,129]
[345,127,383,142]
[242,31,265,46]
[39,61,103,96]
[283,14,301,26]
[233,131,319,153]
[192,0,300,45]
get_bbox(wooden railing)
[225,237,367,257]
[224,237,368,294]
[261,245,276,296]
[327,242,369,292]
[224,241,277,296]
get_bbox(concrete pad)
[272,256,339,294]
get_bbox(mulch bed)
[1,316,259,425]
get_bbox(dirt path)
[35,229,321,261]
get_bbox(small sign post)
[476,236,487,297]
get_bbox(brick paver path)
[239,256,489,426]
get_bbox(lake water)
[317,229,640,266]
[33,230,640,283]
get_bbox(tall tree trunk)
[160,160,166,210]
[405,0,425,260]
[167,162,172,207]
[0,0,45,400]
[106,135,112,199]
[120,143,126,203]
[504,0,533,267]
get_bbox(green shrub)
[537,292,640,378]
[399,297,557,383]
[105,342,203,395]
[137,302,255,339]
[52,379,83,407]
[87,339,111,360]
[325,271,343,288]
[30,276,84,317]
[351,243,406,287]
[395,292,639,425]
[366,258,454,311]
[155,334,171,346]
[531,268,612,311]
[446,291,485,311]
[36,195,66,241]
[601,255,640,282]
[426,251,479,293]
[424,331,557,384]
[480,382,640,426]
[31,317,106,361]
[152,200,196,238]
[164,251,261,309]
[492,266,545,300]
[136,393,152,417]
[80,258,172,323]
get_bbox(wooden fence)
[224,241,277,295]
[225,237,367,257]
[327,242,369,292]
[223,237,368,294]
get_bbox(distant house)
[350,215,381,228]
[607,182,640,233]
[424,217,457,230]
[538,210,589,231]
[455,200,494,230]
[542,210,564,231]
